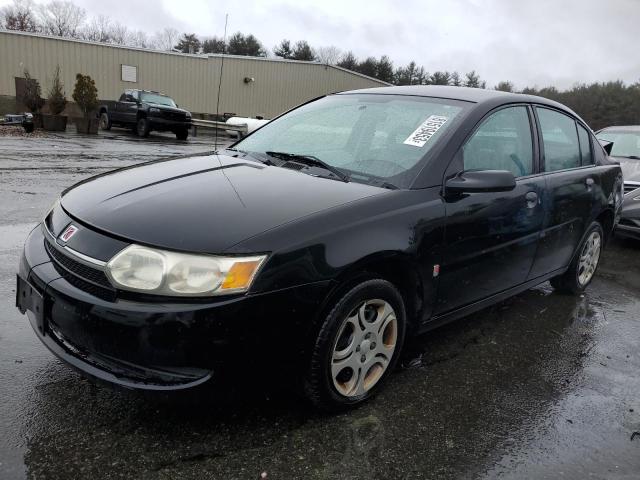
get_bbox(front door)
[436,105,546,314]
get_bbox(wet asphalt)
[1,130,639,479]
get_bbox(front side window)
[537,108,581,172]
[235,94,467,188]
[463,106,533,177]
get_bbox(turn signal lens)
[221,260,263,290]
[106,244,266,297]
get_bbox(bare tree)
[81,14,111,42]
[314,45,341,65]
[108,22,129,45]
[37,0,86,38]
[128,30,150,48]
[152,27,179,51]
[2,0,38,32]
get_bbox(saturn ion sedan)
[17,86,622,410]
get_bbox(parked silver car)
[597,126,640,239]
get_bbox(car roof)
[597,125,640,133]
[338,85,578,118]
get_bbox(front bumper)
[616,219,640,240]
[18,225,331,390]
[616,190,640,240]
[147,117,191,131]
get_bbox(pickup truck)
[98,89,192,140]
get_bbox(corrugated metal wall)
[0,30,387,117]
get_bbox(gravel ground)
[0,130,639,479]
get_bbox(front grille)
[45,240,114,290]
[624,183,640,194]
[162,111,186,121]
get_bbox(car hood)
[61,154,386,253]
[614,156,640,183]
[144,102,189,114]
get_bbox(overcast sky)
[3,0,639,89]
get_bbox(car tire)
[304,278,406,411]
[551,221,604,294]
[136,117,150,137]
[175,129,189,141]
[99,112,111,130]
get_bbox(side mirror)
[598,139,613,156]
[445,170,516,194]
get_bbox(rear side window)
[537,108,581,171]
[463,106,533,177]
[577,124,593,165]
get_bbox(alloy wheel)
[330,299,398,397]
[577,230,601,286]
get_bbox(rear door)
[436,105,547,313]
[527,107,596,278]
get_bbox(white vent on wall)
[121,65,137,83]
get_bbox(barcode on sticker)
[403,115,449,147]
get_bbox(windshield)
[235,94,467,188]
[597,130,640,158]
[140,92,176,107]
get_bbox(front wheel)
[99,112,111,130]
[136,117,150,137]
[551,221,603,294]
[304,279,406,411]
[175,128,189,140]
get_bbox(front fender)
[236,188,446,319]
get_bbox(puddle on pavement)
[14,277,639,480]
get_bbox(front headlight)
[106,244,266,297]
[149,107,161,114]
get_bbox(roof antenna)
[214,13,229,152]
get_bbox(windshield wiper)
[265,151,349,182]
[620,155,640,160]
[224,148,274,165]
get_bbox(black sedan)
[596,126,640,239]
[17,86,623,409]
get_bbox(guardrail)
[191,118,248,138]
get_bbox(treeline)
[521,82,640,131]
[2,0,638,129]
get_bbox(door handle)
[586,177,594,189]
[525,191,538,209]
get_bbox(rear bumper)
[18,225,332,390]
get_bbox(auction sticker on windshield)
[403,115,449,147]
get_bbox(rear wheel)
[304,279,406,411]
[99,112,111,130]
[551,221,603,294]
[136,117,150,137]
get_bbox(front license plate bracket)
[16,275,46,335]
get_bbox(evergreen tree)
[175,33,201,53]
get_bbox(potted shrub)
[42,65,68,132]
[22,69,45,128]
[71,73,99,134]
